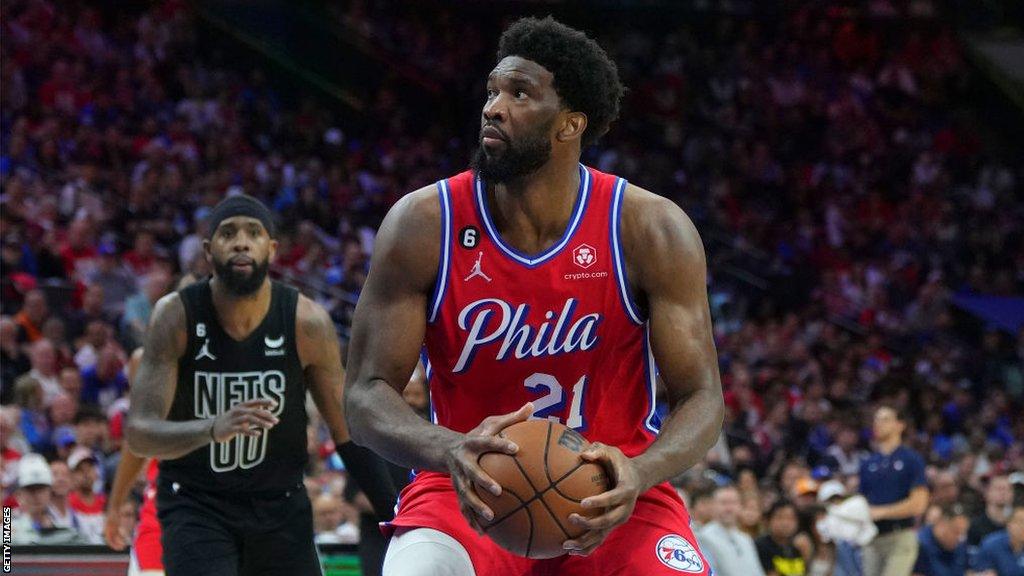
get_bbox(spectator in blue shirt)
[914,504,969,576]
[79,347,127,409]
[860,406,930,576]
[971,505,1024,576]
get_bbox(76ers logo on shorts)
[656,534,704,573]
[573,243,596,268]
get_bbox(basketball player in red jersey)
[346,16,724,575]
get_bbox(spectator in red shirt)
[122,230,156,277]
[59,219,98,282]
[67,447,106,544]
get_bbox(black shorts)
[157,478,322,576]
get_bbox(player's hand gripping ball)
[474,420,610,558]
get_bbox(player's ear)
[268,239,278,263]
[557,111,587,143]
[202,238,211,260]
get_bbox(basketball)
[474,420,611,559]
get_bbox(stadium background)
[1,0,1022,574]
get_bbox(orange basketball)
[474,420,610,559]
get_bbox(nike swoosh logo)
[264,335,285,348]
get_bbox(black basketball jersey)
[159,279,308,493]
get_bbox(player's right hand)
[444,402,533,535]
[211,399,279,443]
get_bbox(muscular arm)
[344,187,464,470]
[624,188,725,491]
[298,295,398,519]
[105,349,148,550]
[125,294,215,458]
[298,296,351,446]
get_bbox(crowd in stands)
[2,0,1021,574]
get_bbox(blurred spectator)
[9,454,84,544]
[80,347,127,409]
[121,269,171,348]
[13,374,51,454]
[826,425,867,478]
[42,317,74,370]
[0,316,29,403]
[73,320,113,370]
[86,243,137,318]
[860,406,929,576]
[969,505,1024,576]
[913,503,968,576]
[58,367,83,400]
[756,499,808,576]
[741,491,767,537]
[27,338,62,403]
[930,468,961,512]
[1,408,25,490]
[688,481,718,531]
[14,289,49,344]
[47,460,79,531]
[312,493,360,544]
[47,393,78,433]
[73,405,108,456]
[698,485,767,576]
[67,447,106,544]
[123,231,158,276]
[66,284,109,343]
[969,474,1015,548]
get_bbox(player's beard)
[213,256,269,296]
[470,120,553,184]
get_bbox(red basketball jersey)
[425,164,659,457]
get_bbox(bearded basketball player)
[345,17,724,576]
[126,195,397,576]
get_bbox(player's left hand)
[563,442,643,556]
[103,513,127,551]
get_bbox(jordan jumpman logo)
[464,251,492,282]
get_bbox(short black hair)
[496,16,624,147]
[766,499,798,520]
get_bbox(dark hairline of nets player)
[496,16,625,148]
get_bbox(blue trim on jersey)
[410,353,437,482]
[427,180,452,323]
[422,355,438,425]
[641,326,661,434]
[473,164,591,268]
[610,177,645,325]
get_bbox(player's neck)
[488,157,581,251]
[210,279,273,339]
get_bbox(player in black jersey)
[126,195,397,576]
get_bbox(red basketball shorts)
[384,471,712,575]
[133,485,164,571]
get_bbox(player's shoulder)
[295,294,338,361]
[619,182,702,258]
[295,293,332,329]
[151,291,186,328]
[144,292,187,357]
[386,184,442,230]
